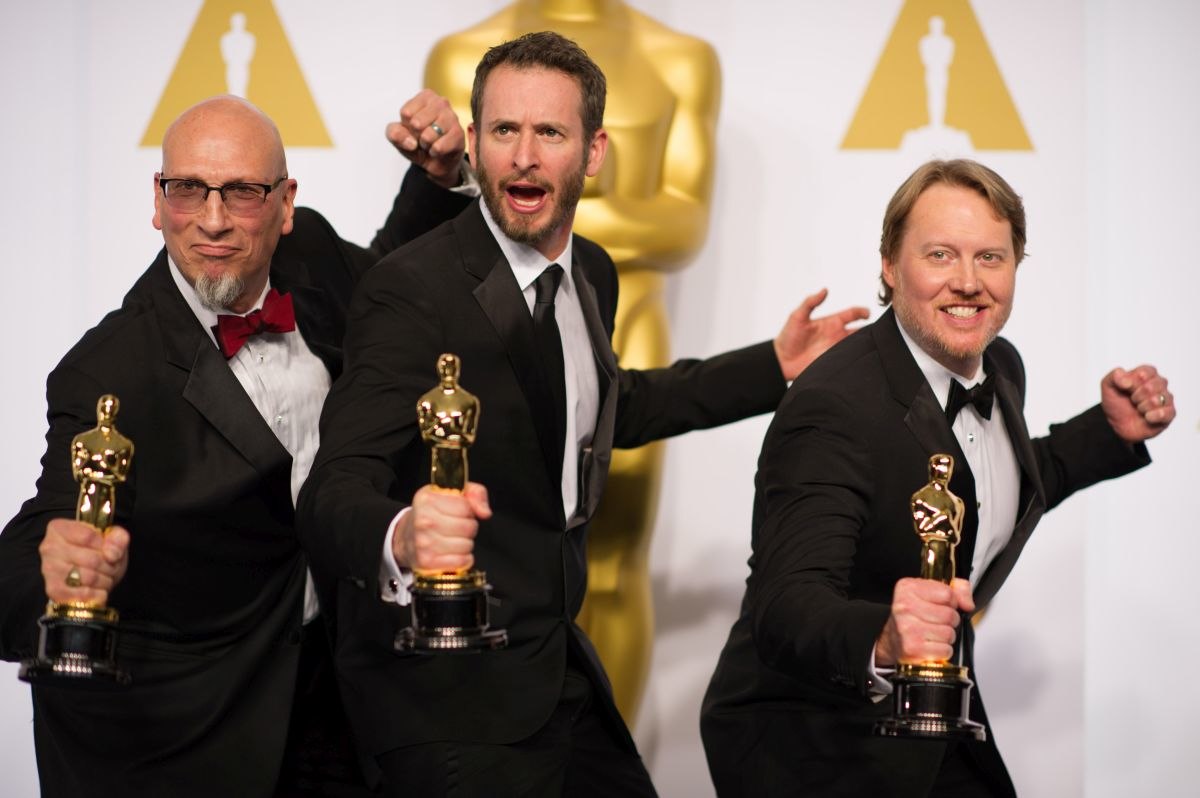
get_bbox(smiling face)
[153,97,296,313]
[883,183,1017,378]
[469,65,607,261]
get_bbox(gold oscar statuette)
[20,394,134,687]
[395,354,507,652]
[874,454,986,740]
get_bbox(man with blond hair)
[702,159,1176,797]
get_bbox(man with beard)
[0,92,472,797]
[700,159,1176,796]
[296,31,867,796]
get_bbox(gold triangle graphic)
[141,0,331,148]
[841,0,1031,150]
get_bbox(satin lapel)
[148,252,293,482]
[462,209,562,493]
[973,361,1047,605]
[992,368,1044,512]
[571,260,616,525]
[875,310,964,462]
[271,255,342,379]
[875,309,981,577]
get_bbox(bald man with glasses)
[0,94,472,798]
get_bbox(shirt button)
[977,500,982,509]
[967,432,976,443]
[275,414,285,426]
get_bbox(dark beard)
[477,157,586,248]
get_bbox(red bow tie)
[214,289,296,359]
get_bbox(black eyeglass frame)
[157,176,288,211]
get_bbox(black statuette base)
[395,570,507,653]
[19,608,130,689]
[873,664,986,741]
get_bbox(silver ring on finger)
[430,122,445,138]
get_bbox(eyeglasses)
[158,176,287,216]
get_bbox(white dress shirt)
[169,259,329,623]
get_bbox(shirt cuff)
[866,648,895,702]
[380,508,414,606]
[450,161,481,197]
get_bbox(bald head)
[162,95,286,178]
[153,95,297,314]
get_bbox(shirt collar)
[479,199,577,298]
[892,312,988,411]
[167,256,272,348]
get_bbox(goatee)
[194,271,246,312]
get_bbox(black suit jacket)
[0,169,470,798]
[700,308,1150,797]
[296,201,787,757]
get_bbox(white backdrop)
[0,2,1195,796]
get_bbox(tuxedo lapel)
[459,207,563,497]
[972,358,1047,606]
[149,253,293,486]
[571,259,616,525]
[992,368,1043,512]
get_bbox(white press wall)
[0,2,1195,796]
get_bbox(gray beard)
[194,271,245,312]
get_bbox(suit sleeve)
[1034,403,1151,510]
[992,336,1151,509]
[744,385,891,695]
[0,365,109,661]
[296,259,444,586]
[352,167,473,272]
[573,235,785,448]
[612,341,786,449]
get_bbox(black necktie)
[945,373,995,422]
[533,265,567,477]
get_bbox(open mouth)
[503,178,551,213]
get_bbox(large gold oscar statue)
[425,0,719,722]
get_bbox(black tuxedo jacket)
[0,169,470,798]
[296,201,787,758]
[701,308,1150,797]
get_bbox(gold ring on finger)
[65,566,83,588]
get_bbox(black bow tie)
[945,374,995,422]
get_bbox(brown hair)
[878,159,1026,305]
[470,31,607,142]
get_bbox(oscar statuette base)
[19,603,130,688]
[395,570,507,653]
[873,662,986,741]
